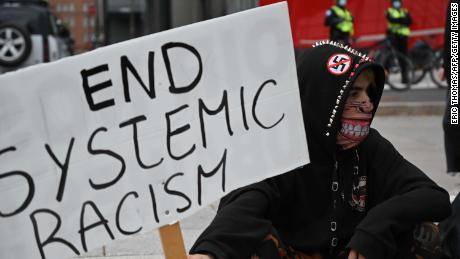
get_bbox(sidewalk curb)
[377,101,445,116]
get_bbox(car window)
[0,5,54,35]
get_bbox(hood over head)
[296,41,385,164]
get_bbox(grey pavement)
[378,78,447,116]
[77,83,457,259]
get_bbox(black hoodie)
[189,42,451,259]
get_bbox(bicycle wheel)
[408,40,432,85]
[384,52,414,91]
[411,65,426,85]
[429,52,448,88]
[408,50,428,85]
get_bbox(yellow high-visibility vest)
[387,7,410,36]
[331,5,354,35]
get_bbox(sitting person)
[188,41,451,259]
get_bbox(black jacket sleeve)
[189,181,280,258]
[386,10,412,26]
[402,11,412,26]
[325,8,344,27]
[347,130,451,259]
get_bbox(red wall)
[260,0,448,49]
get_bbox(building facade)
[47,0,258,53]
[47,0,97,53]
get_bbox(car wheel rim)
[0,27,26,62]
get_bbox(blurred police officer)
[324,0,354,46]
[386,0,412,83]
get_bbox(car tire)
[0,23,32,67]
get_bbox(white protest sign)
[0,2,308,259]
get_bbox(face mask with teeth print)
[336,100,373,149]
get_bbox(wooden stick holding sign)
[159,222,187,259]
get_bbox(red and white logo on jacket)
[349,176,367,212]
[327,53,352,75]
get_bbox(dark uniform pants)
[388,33,409,83]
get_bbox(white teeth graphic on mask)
[341,122,369,138]
[363,125,369,134]
[354,125,361,133]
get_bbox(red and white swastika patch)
[327,53,352,75]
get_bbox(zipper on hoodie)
[339,160,345,202]
[334,158,345,203]
[330,158,340,254]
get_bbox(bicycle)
[430,49,447,88]
[409,39,447,88]
[365,38,415,91]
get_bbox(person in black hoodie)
[188,41,451,259]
